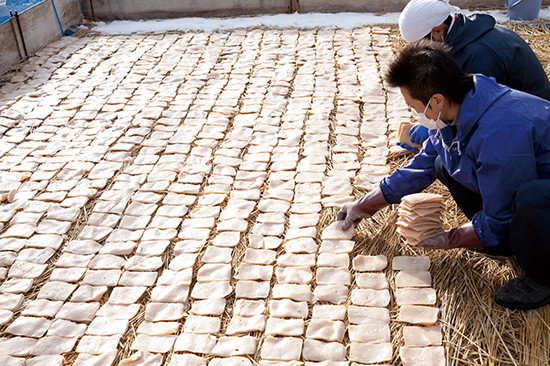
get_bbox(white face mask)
[428,32,444,42]
[412,97,447,130]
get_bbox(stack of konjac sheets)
[397,193,444,246]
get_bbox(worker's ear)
[431,25,446,42]
[431,93,445,109]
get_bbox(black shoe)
[495,273,550,310]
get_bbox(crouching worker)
[397,0,550,151]
[337,39,550,310]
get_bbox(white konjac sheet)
[353,255,388,271]
[399,305,440,325]
[392,256,431,271]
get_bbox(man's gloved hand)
[337,187,388,231]
[417,231,450,249]
[409,124,429,145]
[396,142,419,152]
[417,222,482,250]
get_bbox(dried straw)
[374,25,550,365]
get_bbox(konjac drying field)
[0,21,549,366]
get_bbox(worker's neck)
[443,102,460,123]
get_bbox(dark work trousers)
[435,156,550,284]
[434,157,483,220]
[509,179,550,285]
[434,157,512,256]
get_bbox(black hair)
[384,39,474,105]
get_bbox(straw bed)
[386,22,550,366]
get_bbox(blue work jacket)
[380,75,550,247]
[447,13,550,101]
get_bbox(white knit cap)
[399,0,456,42]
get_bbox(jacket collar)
[458,74,509,141]
[446,13,496,55]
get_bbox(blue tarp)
[0,0,43,24]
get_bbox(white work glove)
[337,187,388,231]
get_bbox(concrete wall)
[296,0,409,13]
[82,0,290,20]
[0,0,82,75]
[81,0,550,20]
[0,18,21,75]
[296,0,515,13]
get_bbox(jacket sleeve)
[471,124,538,247]
[380,137,439,204]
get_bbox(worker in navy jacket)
[397,0,550,150]
[338,39,550,310]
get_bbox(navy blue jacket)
[447,13,550,101]
[381,75,550,247]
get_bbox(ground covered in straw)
[0,19,548,366]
